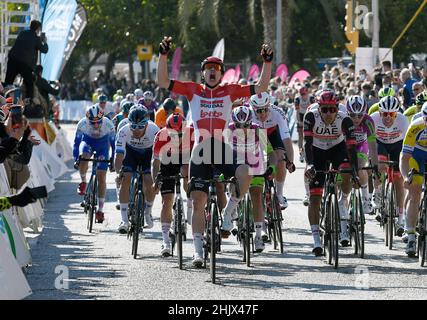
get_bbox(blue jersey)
[73,117,116,160]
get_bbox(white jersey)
[250,104,290,140]
[117,118,130,133]
[115,121,159,154]
[412,111,422,123]
[371,112,409,144]
[304,110,354,150]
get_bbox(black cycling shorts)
[159,164,185,195]
[268,128,285,151]
[189,138,240,194]
[377,140,402,171]
[309,141,350,196]
[122,146,152,174]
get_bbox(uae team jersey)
[371,112,409,144]
[168,80,255,145]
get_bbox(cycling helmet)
[86,104,104,123]
[128,105,149,127]
[134,88,144,98]
[415,91,427,106]
[162,98,176,112]
[201,56,225,74]
[378,87,395,99]
[318,90,338,106]
[126,93,134,101]
[120,100,134,114]
[98,94,108,103]
[346,95,367,114]
[249,92,270,109]
[116,89,123,96]
[115,95,124,103]
[143,91,154,101]
[379,96,400,112]
[232,105,252,126]
[166,113,184,131]
[422,102,427,117]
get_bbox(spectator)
[0,114,27,163]
[3,20,48,103]
[154,98,184,129]
[34,65,60,118]
[382,60,392,73]
[400,68,417,108]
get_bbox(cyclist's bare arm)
[254,45,273,94]
[157,36,172,88]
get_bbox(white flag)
[212,38,225,61]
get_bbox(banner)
[247,64,260,82]
[41,0,78,81]
[212,38,225,61]
[221,69,235,84]
[171,47,182,80]
[275,64,289,83]
[289,69,311,86]
[58,4,87,77]
[234,65,241,83]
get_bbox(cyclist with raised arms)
[73,104,115,223]
[157,36,273,267]
[345,95,378,215]
[248,92,296,210]
[303,91,358,256]
[371,96,409,235]
[115,105,159,233]
[400,103,427,256]
[152,113,193,257]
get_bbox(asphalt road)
[25,124,427,300]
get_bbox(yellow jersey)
[403,105,419,123]
[402,117,427,155]
[368,102,379,115]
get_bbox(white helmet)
[134,88,144,98]
[126,93,135,101]
[346,95,367,114]
[379,96,400,112]
[232,105,252,126]
[143,91,154,100]
[249,92,270,109]
[421,102,427,117]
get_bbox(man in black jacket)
[34,65,60,118]
[3,20,48,101]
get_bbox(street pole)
[372,0,379,66]
[276,0,282,67]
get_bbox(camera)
[10,105,23,129]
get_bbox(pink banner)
[275,64,288,83]
[289,69,311,86]
[247,64,260,82]
[171,47,182,80]
[234,65,241,83]
[221,68,236,84]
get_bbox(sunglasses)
[130,123,147,130]
[255,108,269,114]
[320,106,338,114]
[349,112,364,118]
[203,63,222,71]
[235,122,251,129]
[380,111,397,118]
[89,118,102,124]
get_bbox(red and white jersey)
[168,80,255,145]
[371,111,409,144]
[152,126,194,162]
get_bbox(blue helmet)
[86,104,103,123]
[120,100,134,114]
[128,105,149,128]
[98,94,108,103]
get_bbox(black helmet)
[162,98,176,112]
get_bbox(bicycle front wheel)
[272,195,284,253]
[244,194,251,267]
[88,177,97,233]
[326,193,339,268]
[418,194,427,267]
[210,201,219,284]
[388,183,396,250]
[176,199,184,270]
[132,191,144,259]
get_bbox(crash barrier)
[0,120,72,300]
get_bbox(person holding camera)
[3,20,48,103]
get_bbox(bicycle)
[407,164,427,266]
[235,192,254,267]
[192,175,239,284]
[377,160,399,250]
[127,164,146,259]
[348,165,376,259]
[263,169,284,253]
[156,174,187,269]
[317,164,354,269]
[76,153,112,233]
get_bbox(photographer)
[33,65,60,119]
[3,20,48,103]
[0,106,40,188]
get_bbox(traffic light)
[344,0,359,55]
